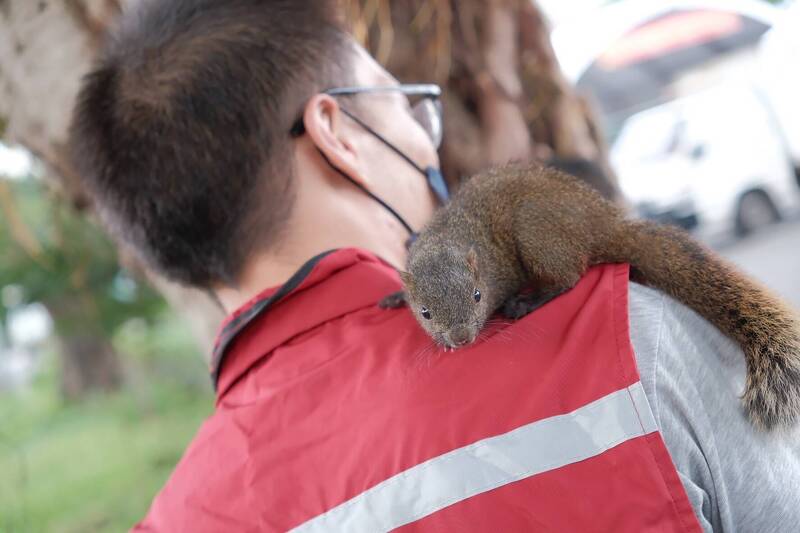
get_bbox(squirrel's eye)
[474,289,481,303]
[420,307,432,320]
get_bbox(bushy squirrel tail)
[607,219,800,431]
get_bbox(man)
[69,0,799,531]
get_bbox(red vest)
[134,248,700,532]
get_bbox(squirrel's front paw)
[379,291,407,309]
[501,289,566,319]
[501,294,539,319]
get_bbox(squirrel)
[380,162,800,432]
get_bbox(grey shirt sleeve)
[628,282,800,533]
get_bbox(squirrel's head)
[400,246,488,349]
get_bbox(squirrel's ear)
[466,247,479,275]
[398,270,414,287]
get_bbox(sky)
[538,0,612,26]
[0,143,33,179]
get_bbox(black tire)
[735,190,780,236]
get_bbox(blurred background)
[1,0,798,531]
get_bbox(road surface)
[715,218,800,308]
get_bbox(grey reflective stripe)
[291,382,658,533]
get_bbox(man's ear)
[302,94,371,190]
[398,270,414,288]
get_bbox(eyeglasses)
[290,83,443,149]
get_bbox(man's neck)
[214,249,317,314]
[215,237,406,315]
[213,168,412,314]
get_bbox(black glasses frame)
[323,83,441,99]
[289,83,442,139]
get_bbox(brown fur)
[385,162,800,432]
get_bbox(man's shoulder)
[627,280,800,533]
[628,281,746,384]
[628,280,748,420]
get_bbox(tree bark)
[0,0,622,392]
[0,0,224,367]
[56,333,122,399]
[44,295,123,400]
[343,0,625,204]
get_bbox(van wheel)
[735,190,780,236]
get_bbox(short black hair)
[69,0,352,287]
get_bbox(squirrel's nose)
[450,327,473,347]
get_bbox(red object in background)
[599,10,744,70]
[133,249,700,532]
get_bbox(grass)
[0,312,215,533]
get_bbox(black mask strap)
[339,108,425,174]
[291,107,447,247]
[315,149,417,243]
[339,108,450,205]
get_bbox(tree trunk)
[343,0,625,204]
[0,0,224,365]
[56,332,122,400]
[1,0,621,391]
[44,296,123,400]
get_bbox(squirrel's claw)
[500,288,568,319]
[379,291,407,309]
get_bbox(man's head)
[70,0,439,295]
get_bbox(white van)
[758,2,800,179]
[611,84,800,240]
